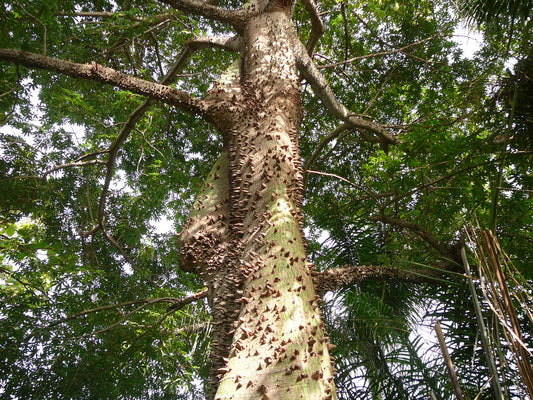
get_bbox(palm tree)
[456,0,533,24]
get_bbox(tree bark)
[179,1,337,398]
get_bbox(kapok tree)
[0,0,478,399]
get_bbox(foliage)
[0,0,532,399]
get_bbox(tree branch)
[363,67,396,115]
[167,288,209,311]
[82,36,228,238]
[108,17,173,55]
[158,0,254,29]
[45,289,208,329]
[0,49,207,116]
[45,159,107,176]
[370,214,461,263]
[17,2,47,56]
[313,264,412,295]
[295,43,399,145]
[0,159,108,183]
[312,263,462,296]
[317,35,440,69]
[301,0,325,55]
[380,158,494,211]
[347,10,441,66]
[187,35,243,53]
[0,265,53,301]
[303,123,350,187]
[61,11,172,22]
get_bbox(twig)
[313,53,358,84]
[318,35,440,69]
[305,169,356,186]
[15,1,47,55]
[348,9,440,65]
[370,213,459,262]
[363,67,396,115]
[0,155,108,184]
[381,158,496,210]
[118,309,176,358]
[45,289,208,329]
[303,123,349,183]
[64,302,157,340]
[0,266,53,301]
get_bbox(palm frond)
[456,0,533,24]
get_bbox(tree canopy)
[0,0,532,399]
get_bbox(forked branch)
[303,123,350,187]
[82,35,239,239]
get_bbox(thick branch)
[301,0,325,55]
[158,0,253,29]
[295,43,399,145]
[313,263,462,296]
[313,264,415,295]
[0,49,206,116]
[187,35,243,53]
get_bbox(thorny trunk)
[179,2,337,399]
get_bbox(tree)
[456,0,533,25]
[1,0,532,399]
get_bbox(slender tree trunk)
[179,2,337,399]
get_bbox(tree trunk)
[179,2,337,399]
